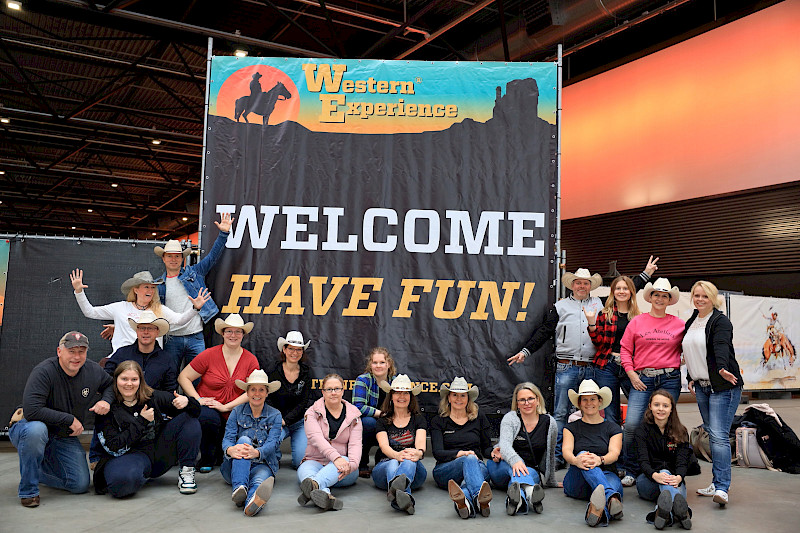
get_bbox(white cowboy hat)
[235,369,281,393]
[568,379,613,410]
[277,330,310,351]
[643,277,680,305]
[127,310,169,337]
[440,377,479,401]
[561,268,603,291]
[214,313,254,335]
[153,239,191,258]
[379,374,423,396]
[120,271,163,296]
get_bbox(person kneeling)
[222,369,282,517]
[634,390,693,530]
[94,361,201,497]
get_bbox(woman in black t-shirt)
[370,375,427,515]
[562,379,623,527]
[430,377,494,519]
[488,382,557,515]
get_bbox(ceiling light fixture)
[182,217,188,221]
[235,49,248,58]
[7,1,22,11]
[151,139,161,145]
[111,183,118,188]
[71,226,76,230]
[152,232,157,236]
[87,208,93,213]
[0,118,10,124]
[0,171,5,175]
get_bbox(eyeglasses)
[322,387,343,393]
[517,397,537,404]
[223,330,244,336]
[137,326,159,332]
[285,347,303,353]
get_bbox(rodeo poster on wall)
[202,57,558,410]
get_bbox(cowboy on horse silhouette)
[235,73,292,125]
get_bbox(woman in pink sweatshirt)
[296,374,362,511]
[618,278,685,487]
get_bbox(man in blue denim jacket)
[154,212,233,372]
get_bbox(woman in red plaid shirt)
[584,275,642,428]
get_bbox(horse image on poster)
[762,311,796,368]
[235,81,292,125]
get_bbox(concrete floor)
[2,399,799,533]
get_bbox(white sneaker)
[713,490,728,506]
[696,483,715,496]
[178,466,197,494]
[621,475,636,487]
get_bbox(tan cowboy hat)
[440,377,479,401]
[643,277,680,305]
[153,239,191,258]
[277,331,310,351]
[235,369,281,393]
[568,379,613,410]
[561,268,603,291]
[379,374,423,396]
[120,271,163,296]
[214,313,254,335]
[127,310,169,337]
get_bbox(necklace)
[134,302,148,310]
[123,399,138,407]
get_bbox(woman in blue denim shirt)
[221,369,283,517]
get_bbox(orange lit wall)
[561,0,800,220]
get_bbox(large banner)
[203,58,558,411]
[731,295,799,390]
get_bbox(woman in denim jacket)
[221,369,283,517]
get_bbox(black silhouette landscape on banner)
[204,78,557,411]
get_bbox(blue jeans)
[9,419,90,498]
[297,457,359,493]
[432,454,490,502]
[635,470,687,502]
[554,362,592,463]
[563,455,623,526]
[695,384,741,492]
[372,458,427,492]
[221,436,275,503]
[163,331,206,373]
[621,370,681,476]
[360,415,378,468]
[487,459,541,514]
[278,419,307,469]
[592,360,625,426]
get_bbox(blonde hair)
[602,275,640,322]
[511,382,547,414]
[126,286,163,317]
[363,347,396,378]
[321,373,344,389]
[691,280,723,309]
[438,391,479,421]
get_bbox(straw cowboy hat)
[440,377,479,401]
[568,379,612,410]
[127,310,169,337]
[379,374,423,396]
[642,277,680,305]
[235,369,281,393]
[561,268,603,291]
[214,313,254,334]
[153,239,191,258]
[120,271,163,296]
[277,331,310,351]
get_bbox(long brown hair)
[643,389,688,443]
[362,347,396,378]
[602,275,640,322]
[113,360,154,404]
[379,389,420,424]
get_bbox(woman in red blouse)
[178,313,259,472]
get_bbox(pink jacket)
[302,397,363,471]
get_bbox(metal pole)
[197,37,213,254]
[556,44,563,300]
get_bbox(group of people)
[8,234,744,527]
[509,264,743,527]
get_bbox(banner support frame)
[556,44,564,298]
[197,36,213,251]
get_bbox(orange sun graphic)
[215,65,300,125]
